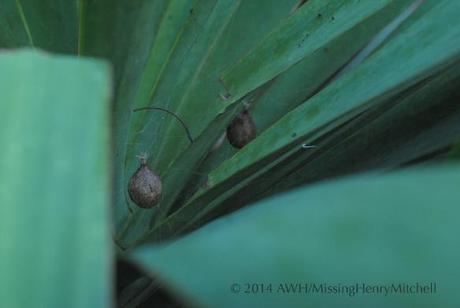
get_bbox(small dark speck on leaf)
[318,13,322,17]
[331,16,335,21]
[292,132,297,138]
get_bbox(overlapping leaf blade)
[134,163,460,308]
[0,50,112,308]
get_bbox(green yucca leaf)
[133,163,460,308]
[0,50,112,307]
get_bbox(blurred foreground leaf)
[134,163,460,308]
[0,50,112,308]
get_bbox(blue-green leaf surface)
[0,50,112,308]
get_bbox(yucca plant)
[1,0,460,307]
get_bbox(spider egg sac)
[226,110,257,149]
[128,157,162,208]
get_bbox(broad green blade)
[133,163,460,308]
[0,50,112,308]
[0,0,78,53]
[149,0,460,240]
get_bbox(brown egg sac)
[226,110,257,149]
[128,157,162,209]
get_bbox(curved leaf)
[133,163,460,308]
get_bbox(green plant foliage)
[192,0,415,198]
[1,0,460,307]
[210,0,460,190]
[0,50,112,308]
[112,0,415,248]
[134,163,460,308]
[113,0,301,247]
[148,0,460,240]
[263,63,460,196]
